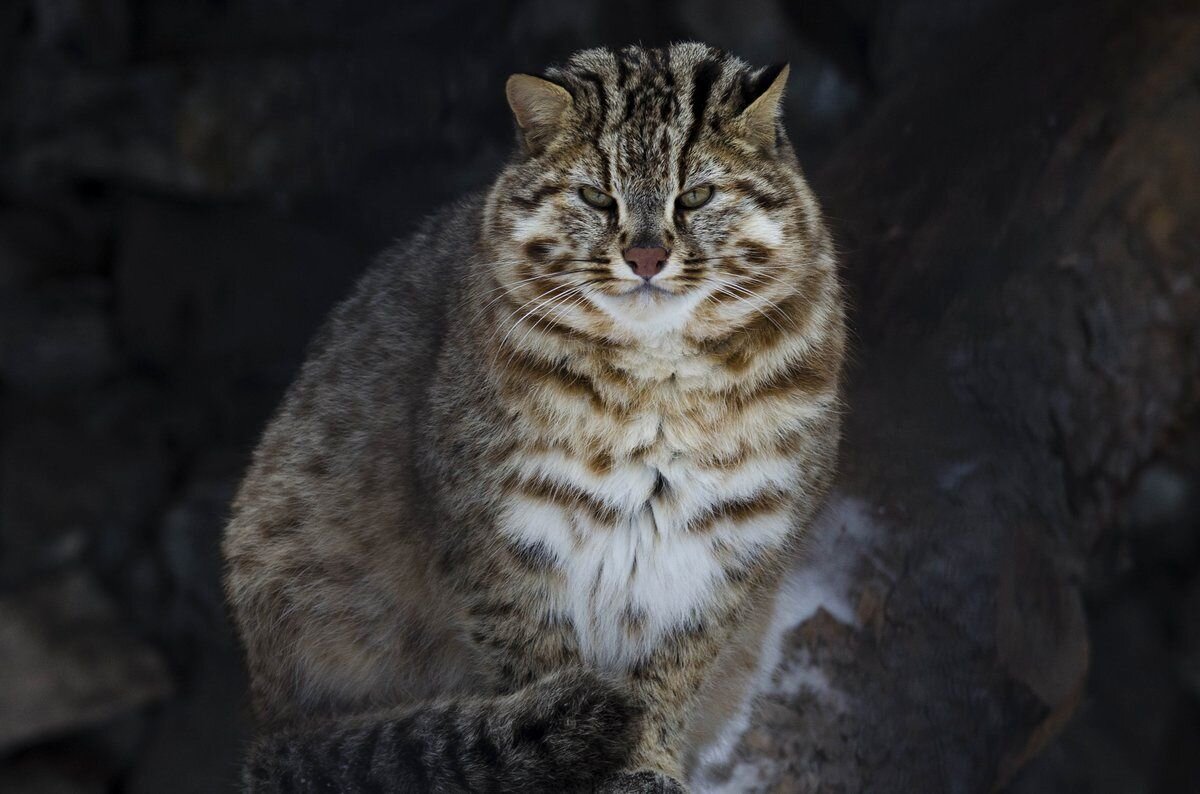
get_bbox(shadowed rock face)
[698,0,1200,791]
[0,572,171,752]
[1,0,1198,792]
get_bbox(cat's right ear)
[506,74,572,154]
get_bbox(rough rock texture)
[696,0,1200,790]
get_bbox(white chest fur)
[499,443,798,669]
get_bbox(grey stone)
[0,570,171,752]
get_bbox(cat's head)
[483,43,831,346]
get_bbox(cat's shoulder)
[311,192,487,343]
[271,192,488,416]
[374,191,487,284]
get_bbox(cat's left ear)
[738,64,790,151]
[506,74,572,154]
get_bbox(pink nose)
[623,247,670,280]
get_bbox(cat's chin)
[590,283,705,336]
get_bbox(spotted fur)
[224,42,844,792]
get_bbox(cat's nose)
[623,247,670,280]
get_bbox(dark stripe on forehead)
[615,51,630,89]
[678,58,722,188]
[576,70,609,133]
[658,48,677,122]
[652,47,670,76]
[616,48,637,123]
[573,69,616,188]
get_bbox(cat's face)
[484,43,828,346]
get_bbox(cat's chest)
[497,433,797,668]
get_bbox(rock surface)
[0,571,170,753]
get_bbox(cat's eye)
[677,185,715,210]
[579,186,615,210]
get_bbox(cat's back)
[224,196,486,717]
[311,192,484,403]
[238,192,483,502]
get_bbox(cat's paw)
[594,770,688,793]
[511,669,642,786]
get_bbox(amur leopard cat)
[224,42,845,793]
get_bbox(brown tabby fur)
[224,42,844,792]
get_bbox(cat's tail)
[243,669,641,793]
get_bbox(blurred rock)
[869,0,1014,83]
[4,42,506,202]
[160,453,243,637]
[0,570,170,753]
[0,711,150,794]
[1007,700,1147,794]
[0,754,107,794]
[0,383,172,584]
[1124,461,1199,567]
[0,205,108,288]
[27,0,133,66]
[125,637,249,794]
[1178,573,1200,701]
[0,276,118,392]
[113,197,365,386]
[1087,594,1176,776]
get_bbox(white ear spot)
[740,215,784,248]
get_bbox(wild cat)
[223,42,844,793]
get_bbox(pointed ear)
[738,64,789,151]
[506,74,572,153]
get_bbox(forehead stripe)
[678,59,722,187]
[577,70,609,133]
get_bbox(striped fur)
[224,43,844,792]
[244,670,638,792]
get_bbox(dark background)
[1,1,1197,792]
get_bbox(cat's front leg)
[602,616,736,792]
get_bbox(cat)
[223,42,844,793]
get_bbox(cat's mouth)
[590,278,704,331]
[620,282,680,299]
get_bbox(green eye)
[579,186,615,210]
[677,185,715,209]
